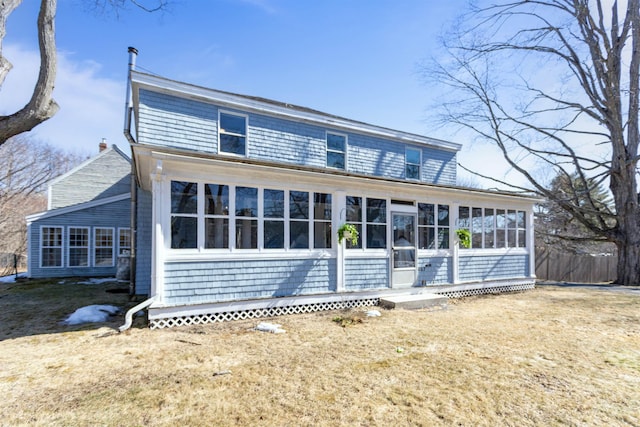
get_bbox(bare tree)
[430,0,640,285]
[0,0,167,146]
[0,135,86,274]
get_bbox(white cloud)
[0,44,128,156]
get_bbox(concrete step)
[379,293,448,310]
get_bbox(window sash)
[68,227,90,267]
[219,112,247,155]
[41,226,63,268]
[118,228,131,255]
[94,228,114,267]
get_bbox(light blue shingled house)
[26,143,132,279]
[124,54,538,328]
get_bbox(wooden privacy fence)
[535,248,617,283]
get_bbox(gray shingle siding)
[50,149,131,209]
[162,258,337,305]
[458,254,529,282]
[344,257,389,290]
[417,256,452,285]
[137,89,457,186]
[134,188,152,295]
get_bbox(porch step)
[379,293,448,310]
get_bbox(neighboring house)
[125,61,538,329]
[26,144,132,278]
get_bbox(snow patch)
[255,322,286,334]
[63,305,120,325]
[0,273,26,283]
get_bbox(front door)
[391,212,417,287]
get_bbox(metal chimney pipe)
[124,47,138,134]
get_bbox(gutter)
[124,47,139,296]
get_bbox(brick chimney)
[99,138,107,152]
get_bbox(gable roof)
[130,71,462,153]
[47,144,131,188]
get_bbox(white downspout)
[119,296,156,332]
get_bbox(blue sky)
[1,0,512,187]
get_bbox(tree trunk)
[0,0,58,145]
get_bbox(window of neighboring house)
[118,228,131,255]
[418,203,450,249]
[326,132,346,170]
[41,226,63,267]
[458,206,470,250]
[289,190,309,249]
[405,147,421,180]
[171,181,198,249]
[313,193,332,248]
[219,112,247,156]
[94,228,114,267]
[345,196,363,249]
[205,184,229,249]
[235,186,258,249]
[516,210,527,248]
[68,227,89,267]
[366,198,387,249]
[264,189,285,249]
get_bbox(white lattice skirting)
[148,280,535,329]
[149,298,379,329]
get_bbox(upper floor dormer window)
[405,147,421,180]
[326,132,346,170]
[219,111,247,156]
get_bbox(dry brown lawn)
[1,279,639,426]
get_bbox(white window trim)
[405,146,422,181]
[40,226,64,268]
[326,131,347,170]
[218,110,249,157]
[94,227,115,267]
[67,226,90,268]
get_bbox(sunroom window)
[418,203,450,249]
[458,206,527,249]
[235,186,258,249]
[366,198,387,249]
[205,184,229,249]
[264,189,285,249]
[313,193,332,248]
[171,181,198,249]
[345,196,363,249]
[219,112,247,156]
[289,191,310,249]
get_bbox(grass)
[1,279,639,426]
